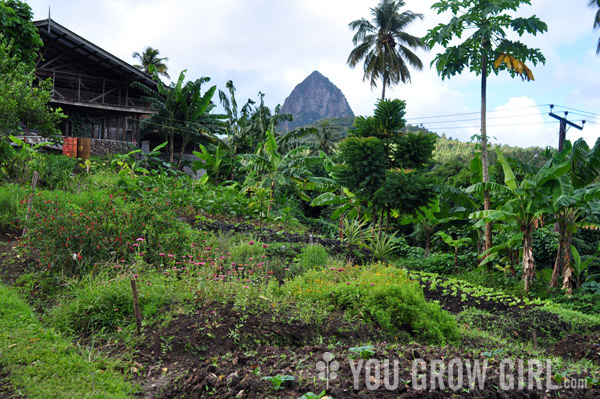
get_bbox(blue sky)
[25,0,600,148]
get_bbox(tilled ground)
[131,300,600,399]
[552,333,600,364]
[193,219,373,264]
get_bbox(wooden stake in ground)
[22,171,39,237]
[130,279,142,335]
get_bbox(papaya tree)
[438,231,472,271]
[424,0,547,253]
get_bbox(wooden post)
[22,171,39,237]
[130,279,142,335]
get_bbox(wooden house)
[33,18,157,148]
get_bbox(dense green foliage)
[1,2,600,396]
[0,39,64,137]
[0,0,42,66]
[287,265,460,344]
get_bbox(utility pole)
[549,105,585,151]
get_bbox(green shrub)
[393,237,425,258]
[400,252,455,275]
[298,244,330,270]
[265,242,302,260]
[228,239,267,263]
[35,155,78,190]
[287,264,459,344]
[16,190,197,275]
[532,227,558,268]
[550,291,600,317]
[0,140,16,182]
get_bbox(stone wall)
[91,139,136,156]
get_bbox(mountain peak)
[279,71,354,131]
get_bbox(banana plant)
[438,231,472,271]
[240,119,327,211]
[192,143,231,184]
[111,141,168,178]
[570,245,600,291]
[543,138,600,293]
[469,148,569,292]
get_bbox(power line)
[566,111,600,122]
[418,111,544,125]
[551,104,599,118]
[421,121,558,130]
[407,103,550,121]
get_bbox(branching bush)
[17,191,197,275]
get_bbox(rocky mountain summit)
[279,71,354,131]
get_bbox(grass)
[0,284,137,398]
[50,270,192,337]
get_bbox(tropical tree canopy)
[347,0,426,100]
[132,46,170,79]
[0,0,42,66]
[0,37,64,137]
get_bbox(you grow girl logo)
[316,352,339,389]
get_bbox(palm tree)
[132,47,170,79]
[347,0,426,100]
[590,0,600,54]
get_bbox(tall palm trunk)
[481,44,493,254]
[381,52,388,101]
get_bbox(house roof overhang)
[33,18,156,88]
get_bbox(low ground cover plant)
[285,264,459,344]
